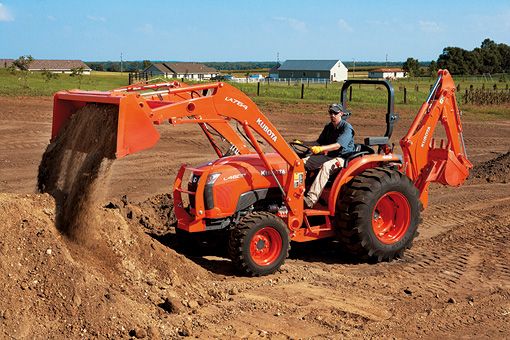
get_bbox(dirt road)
[0,96,509,338]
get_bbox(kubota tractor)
[50,69,472,276]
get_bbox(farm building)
[0,59,92,74]
[143,62,219,80]
[268,63,281,79]
[368,68,406,80]
[277,60,348,82]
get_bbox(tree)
[12,55,34,88]
[42,69,59,82]
[142,60,152,69]
[70,66,85,88]
[402,57,420,77]
[427,61,438,77]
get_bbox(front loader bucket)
[52,90,160,158]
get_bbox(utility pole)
[385,53,388,67]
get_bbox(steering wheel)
[289,141,312,158]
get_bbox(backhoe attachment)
[400,69,472,207]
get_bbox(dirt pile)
[0,193,214,338]
[6,104,215,337]
[37,104,118,242]
[469,151,510,183]
[106,193,176,236]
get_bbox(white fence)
[229,77,331,84]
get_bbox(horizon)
[1,1,509,62]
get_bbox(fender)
[327,153,402,216]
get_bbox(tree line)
[403,39,510,76]
[86,61,280,72]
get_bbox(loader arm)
[400,69,472,208]
[52,81,306,230]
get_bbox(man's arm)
[318,143,341,152]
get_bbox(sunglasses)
[329,110,342,115]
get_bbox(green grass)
[1,70,508,119]
[0,69,128,96]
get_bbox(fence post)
[404,87,407,104]
[325,81,328,89]
[465,89,468,104]
[301,83,305,99]
[128,73,132,85]
[349,86,352,101]
[257,81,260,96]
[457,84,461,92]
[493,84,497,90]
[307,79,310,87]
[288,79,290,86]
[470,84,473,91]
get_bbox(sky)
[1,0,509,62]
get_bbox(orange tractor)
[51,69,472,276]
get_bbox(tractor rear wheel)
[228,211,290,276]
[336,167,422,261]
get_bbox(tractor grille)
[187,174,200,208]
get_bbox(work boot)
[304,196,314,208]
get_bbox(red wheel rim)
[250,227,282,266]
[372,191,411,244]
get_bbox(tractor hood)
[189,153,290,218]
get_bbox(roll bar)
[340,79,399,139]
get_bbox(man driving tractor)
[297,103,355,208]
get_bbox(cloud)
[47,15,56,21]
[0,3,14,22]
[86,15,106,22]
[419,20,441,33]
[337,19,353,32]
[273,16,307,33]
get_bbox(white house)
[143,62,218,80]
[1,59,92,74]
[277,60,348,82]
[368,68,406,80]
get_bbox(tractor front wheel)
[228,211,290,276]
[336,168,422,261]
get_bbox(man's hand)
[310,146,323,154]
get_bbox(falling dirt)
[37,104,117,243]
[0,96,509,338]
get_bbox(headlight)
[206,173,221,185]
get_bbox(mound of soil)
[469,151,510,183]
[107,193,176,236]
[0,193,213,338]
[15,104,215,337]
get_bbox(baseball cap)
[328,103,350,116]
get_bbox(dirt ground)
[0,96,509,339]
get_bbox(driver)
[296,103,355,208]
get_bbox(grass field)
[0,69,128,96]
[0,69,508,119]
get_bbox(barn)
[143,62,218,80]
[277,60,348,82]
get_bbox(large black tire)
[336,167,422,261]
[228,211,290,276]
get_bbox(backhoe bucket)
[429,148,472,186]
[52,90,160,158]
